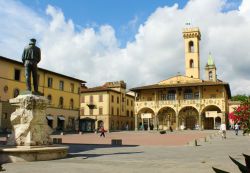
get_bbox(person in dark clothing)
[22,38,41,93]
[99,126,106,137]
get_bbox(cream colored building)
[0,56,85,132]
[80,81,134,132]
[130,27,231,131]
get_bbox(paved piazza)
[3,130,250,173]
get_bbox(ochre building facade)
[0,56,85,132]
[80,81,135,132]
[130,27,231,131]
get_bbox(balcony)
[135,98,225,111]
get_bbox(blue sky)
[18,0,242,47]
[1,0,249,94]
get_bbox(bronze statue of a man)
[22,38,41,93]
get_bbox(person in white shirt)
[234,123,239,135]
[220,123,226,139]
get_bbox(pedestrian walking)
[234,123,239,135]
[220,123,226,139]
[99,126,106,138]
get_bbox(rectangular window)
[90,95,93,103]
[48,77,53,88]
[99,95,103,102]
[127,99,129,106]
[117,97,119,103]
[81,96,85,103]
[127,110,129,116]
[90,109,93,115]
[14,69,20,81]
[111,107,114,115]
[59,80,64,91]
[117,108,119,115]
[131,100,133,106]
[81,108,84,116]
[70,83,74,93]
[167,93,176,100]
[99,107,103,115]
[184,93,193,99]
[111,95,114,103]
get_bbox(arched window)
[47,95,52,104]
[190,59,194,68]
[188,41,194,52]
[13,88,19,98]
[59,97,64,108]
[70,98,74,109]
[209,71,213,80]
[184,88,193,99]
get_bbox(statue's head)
[29,38,36,45]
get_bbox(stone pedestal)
[7,94,52,146]
[0,93,68,162]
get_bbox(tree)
[229,100,250,134]
[231,94,249,102]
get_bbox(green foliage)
[231,94,249,102]
[212,154,250,173]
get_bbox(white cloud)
[0,0,250,95]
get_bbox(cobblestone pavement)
[2,130,250,173]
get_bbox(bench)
[111,139,122,146]
[53,138,62,144]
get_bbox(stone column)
[135,114,138,131]
[176,114,179,130]
[199,113,202,130]
[147,118,150,131]
[153,115,158,130]
[213,117,216,129]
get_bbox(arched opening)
[13,88,19,98]
[189,41,194,52]
[157,107,176,130]
[189,59,194,68]
[178,106,199,130]
[201,105,222,129]
[215,117,221,129]
[98,120,104,129]
[59,97,64,108]
[209,71,213,80]
[137,107,155,131]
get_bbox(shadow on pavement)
[66,143,139,153]
[65,143,141,159]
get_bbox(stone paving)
[2,130,250,173]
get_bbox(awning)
[58,116,65,121]
[46,115,54,120]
